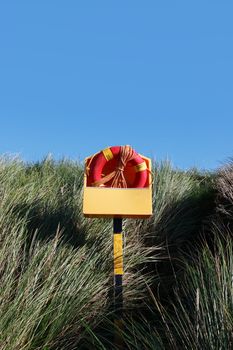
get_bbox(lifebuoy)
[88,146,148,188]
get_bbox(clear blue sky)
[0,1,232,169]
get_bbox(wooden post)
[113,217,123,346]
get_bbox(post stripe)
[114,275,123,316]
[114,218,122,233]
[114,234,123,275]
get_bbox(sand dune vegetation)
[0,156,233,349]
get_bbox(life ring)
[88,146,148,188]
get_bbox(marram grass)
[0,156,158,349]
[0,156,232,349]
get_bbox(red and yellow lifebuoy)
[87,145,149,188]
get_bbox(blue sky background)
[0,1,232,170]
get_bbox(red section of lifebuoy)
[88,146,148,188]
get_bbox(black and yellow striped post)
[113,217,123,346]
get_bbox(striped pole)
[113,217,123,346]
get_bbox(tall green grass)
[0,156,232,349]
[0,156,158,349]
[127,227,233,350]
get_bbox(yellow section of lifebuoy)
[134,162,147,173]
[102,147,114,161]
